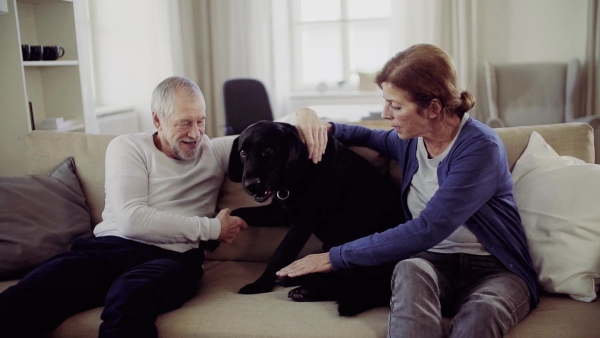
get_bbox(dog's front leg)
[231,203,289,228]
[239,221,314,294]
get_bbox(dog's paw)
[287,286,337,302]
[238,282,274,294]
[287,286,314,302]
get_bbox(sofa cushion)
[42,260,390,338]
[512,131,600,302]
[5,261,595,338]
[24,131,116,227]
[0,157,93,280]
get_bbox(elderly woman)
[281,44,539,337]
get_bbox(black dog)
[228,121,404,316]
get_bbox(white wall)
[478,0,588,64]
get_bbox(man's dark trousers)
[0,236,205,338]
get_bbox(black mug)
[29,45,43,61]
[21,44,31,61]
[42,45,65,61]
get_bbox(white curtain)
[183,0,480,134]
[391,0,479,118]
[179,0,278,137]
[585,0,600,116]
[89,0,183,132]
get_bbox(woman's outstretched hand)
[276,252,332,278]
[295,108,330,164]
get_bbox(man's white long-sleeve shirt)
[93,131,233,252]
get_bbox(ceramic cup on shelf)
[42,45,65,61]
[29,45,43,61]
[21,44,30,61]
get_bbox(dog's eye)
[262,148,273,157]
[239,150,247,158]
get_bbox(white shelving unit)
[0,0,96,176]
[23,60,79,66]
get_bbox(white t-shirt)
[407,114,489,255]
[93,131,234,252]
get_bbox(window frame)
[289,0,391,92]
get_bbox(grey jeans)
[388,251,531,338]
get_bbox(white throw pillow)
[512,131,600,302]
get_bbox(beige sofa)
[1,122,599,337]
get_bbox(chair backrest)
[223,78,274,135]
[484,59,581,128]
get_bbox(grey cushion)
[0,157,92,280]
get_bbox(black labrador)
[228,121,404,316]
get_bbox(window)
[290,0,391,92]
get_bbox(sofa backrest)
[23,122,594,258]
[494,122,594,170]
[24,131,116,226]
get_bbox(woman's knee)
[452,300,525,337]
[451,274,531,337]
[391,258,437,290]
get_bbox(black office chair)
[222,78,274,135]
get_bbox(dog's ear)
[278,123,309,184]
[228,137,243,182]
[277,123,305,164]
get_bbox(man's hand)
[216,208,248,243]
[295,108,330,164]
[276,252,332,278]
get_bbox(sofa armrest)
[571,115,600,164]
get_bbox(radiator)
[96,106,140,135]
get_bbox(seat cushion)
[0,260,594,338]
[43,260,389,338]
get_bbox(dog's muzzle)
[243,177,273,203]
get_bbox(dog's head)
[228,121,308,203]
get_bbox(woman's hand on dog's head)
[295,108,330,164]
